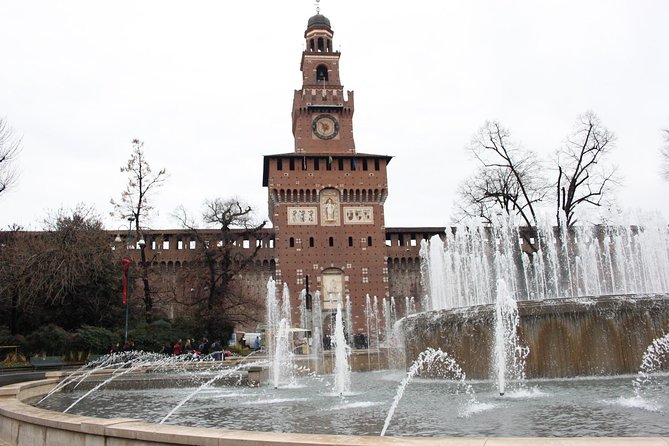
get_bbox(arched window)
[289,237,295,248]
[328,236,334,247]
[309,237,315,247]
[367,236,373,247]
[316,65,328,81]
[348,236,353,247]
[317,37,324,51]
[310,38,315,51]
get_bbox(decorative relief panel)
[320,189,340,226]
[287,207,318,225]
[322,270,343,310]
[343,206,374,224]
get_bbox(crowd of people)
[108,334,264,360]
[162,337,229,360]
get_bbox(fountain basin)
[402,294,669,379]
[0,369,668,444]
[19,368,669,439]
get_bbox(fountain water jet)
[160,354,267,424]
[332,302,351,396]
[311,291,324,374]
[267,282,296,388]
[422,215,669,310]
[493,278,528,395]
[633,332,669,396]
[63,352,166,413]
[380,347,474,436]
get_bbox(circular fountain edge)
[1,376,668,445]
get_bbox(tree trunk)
[140,245,152,322]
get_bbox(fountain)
[3,220,668,442]
[16,339,665,439]
[406,216,669,379]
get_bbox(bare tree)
[555,112,617,228]
[457,121,548,228]
[111,139,166,322]
[0,206,118,333]
[661,128,669,181]
[0,118,22,196]
[174,198,267,339]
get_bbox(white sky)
[1,1,668,231]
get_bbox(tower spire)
[315,0,320,15]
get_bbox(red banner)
[122,257,133,305]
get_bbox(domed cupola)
[304,12,334,53]
[307,14,331,30]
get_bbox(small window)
[309,237,314,247]
[314,158,320,170]
[289,158,295,170]
[277,159,283,170]
[348,236,353,247]
[367,236,372,247]
[189,240,196,249]
[338,158,344,170]
[362,159,368,171]
[289,237,295,248]
[328,237,334,247]
[374,159,380,170]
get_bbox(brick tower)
[262,12,391,335]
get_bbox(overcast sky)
[1,1,668,231]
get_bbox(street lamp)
[123,216,135,344]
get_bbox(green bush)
[129,320,181,352]
[25,324,70,356]
[71,325,116,354]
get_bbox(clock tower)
[263,12,391,335]
[292,14,355,154]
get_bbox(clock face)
[312,114,339,140]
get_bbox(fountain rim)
[1,374,668,445]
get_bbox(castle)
[97,13,444,335]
